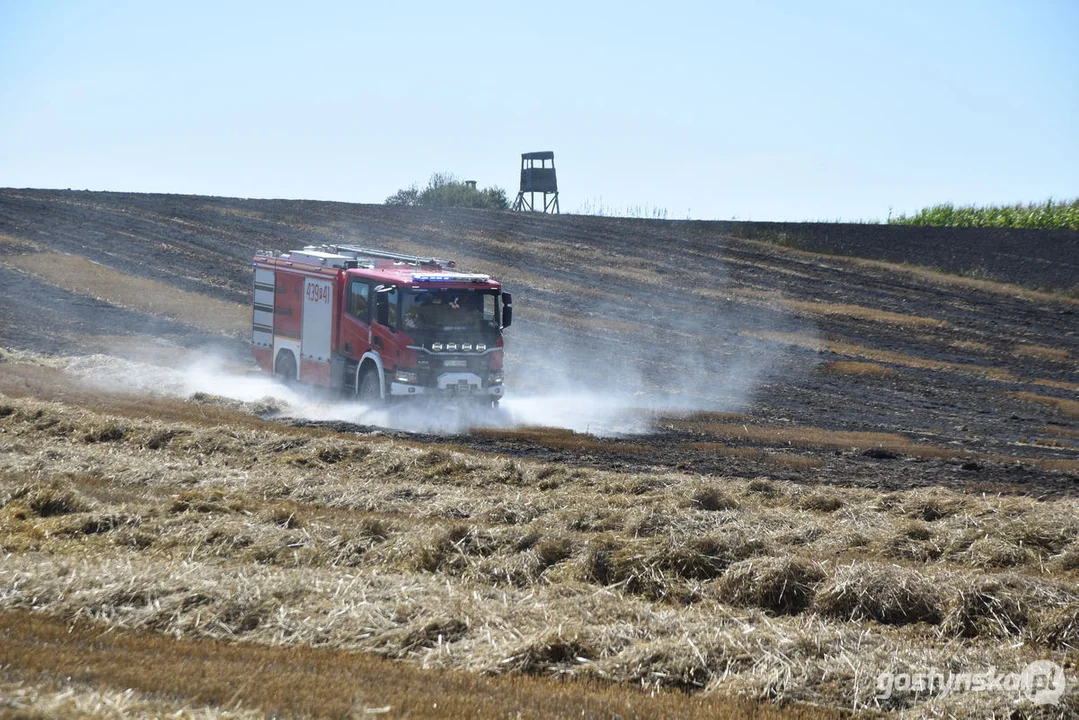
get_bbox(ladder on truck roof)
[286,248,357,269]
[329,245,457,269]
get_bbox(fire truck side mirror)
[501,292,513,328]
[374,284,395,328]
[376,295,390,327]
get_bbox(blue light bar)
[412,274,454,282]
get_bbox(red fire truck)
[251,245,512,405]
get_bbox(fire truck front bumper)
[390,371,505,400]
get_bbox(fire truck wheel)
[274,351,297,384]
[358,368,383,404]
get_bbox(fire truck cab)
[251,245,511,404]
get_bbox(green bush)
[386,172,508,210]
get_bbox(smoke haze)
[57,279,813,436]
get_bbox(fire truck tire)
[274,350,297,384]
[358,368,383,404]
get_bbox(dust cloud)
[61,352,651,435]
[59,312,809,438]
[499,288,814,434]
[58,258,813,436]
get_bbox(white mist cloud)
[60,268,815,437]
[60,351,673,435]
[60,352,634,434]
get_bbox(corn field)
[889,198,1079,230]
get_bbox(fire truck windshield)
[402,289,499,332]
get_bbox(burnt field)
[0,188,1077,718]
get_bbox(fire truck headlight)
[431,342,443,352]
[489,370,504,385]
[395,370,419,384]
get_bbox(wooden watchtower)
[512,151,559,213]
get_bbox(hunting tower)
[512,151,559,214]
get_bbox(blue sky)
[1,1,1076,221]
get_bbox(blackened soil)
[1,189,1076,497]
